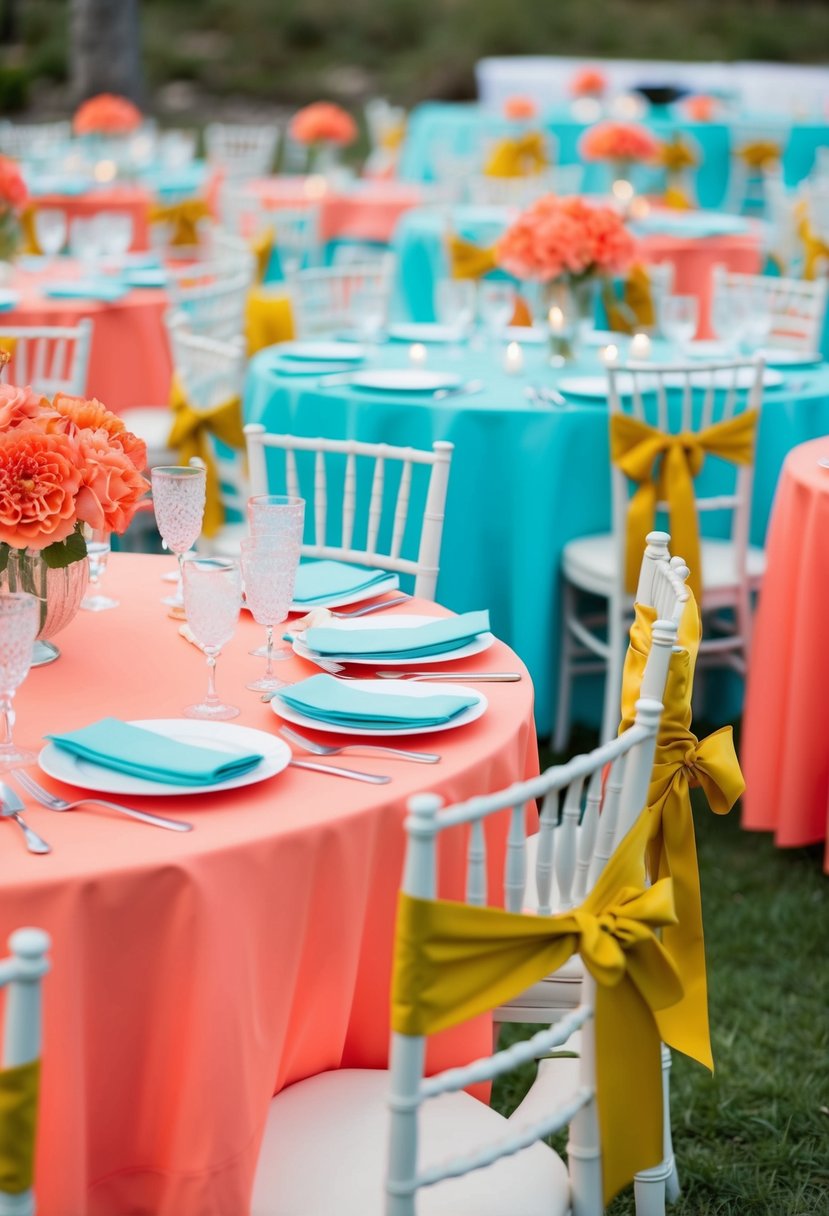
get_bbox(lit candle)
[629,195,651,221]
[409,342,428,366]
[93,159,117,183]
[629,332,652,361]
[304,174,328,199]
[611,178,635,206]
[548,305,565,333]
[503,341,524,374]
[601,343,620,366]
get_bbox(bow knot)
[604,264,657,334]
[795,202,829,281]
[736,139,781,172]
[149,198,212,247]
[447,234,498,280]
[484,132,548,178]
[167,376,245,537]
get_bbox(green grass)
[491,731,829,1215]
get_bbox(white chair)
[266,205,323,279]
[0,927,50,1216]
[0,321,93,397]
[726,121,790,216]
[204,122,279,180]
[364,97,407,177]
[608,262,674,336]
[243,427,453,599]
[166,262,252,341]
[712,266,828,353]
[289,258,395,337]
[764,174,803,275]
[0,119,70,161]
[556,358,766,746]
[251,694,666,1215]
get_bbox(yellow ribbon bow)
[603,264,657,334]
[484,131,548,179]
[166,375,246,537]
[0,1058,40,1194]
[19,205,42,256]
[658,135,698,175]
[380,120,406,152]
[795,202,829,281]
[250,225,275,284]
[245,287,295,356]
[148,198,213,248]
[392,805,684,1203]
[620,598,745,1070]
[610,409,759,601]
[736,139,781,172]
[447,233,498,280]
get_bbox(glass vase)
[543,279,597,365]
[0,549,89,666]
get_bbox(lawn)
[492,746,829,1216]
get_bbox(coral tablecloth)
[26,184,152,252]
[246,176,424,246]
[0,554,538,1216]
[1,260,171,410]
[742,438,829,870]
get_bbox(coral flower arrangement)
[73,93,142,136]
[0,156,28,263]
[495,194,636,285]
[503,95,538,121]
[570,67,608,99]
[580,121,660,166]
[289,102,358,147]
[0,373,149,571]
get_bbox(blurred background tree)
[69,0,143,104]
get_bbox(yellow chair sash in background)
[0,1058,40,1194]
[148,198,212,248]
[380,121,407,153]
[245,288,295,356]
[250,225,275,283]
[392,806,689,1204]
[610,409,758,601]
[619,599,744,1070]
[795,203,829,281]
[484,131,548,179]
[658,135,698,210]
[447,233,498,280]
[603,264,657,334]
[735,139,781,173]
[20,205,42,256]
[167,376,245,537]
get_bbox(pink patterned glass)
[182,557,242,720]
[241,537,302,691]
[0,593,40,769]
[152,466,207,612]
[246,495,305,658]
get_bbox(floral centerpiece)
[503,95,538,121]
[289,102,358,173]
[580,120,659,188]
[73,94,142,136]
[0,368,149,661]
[0,157,28,269]
[570,67,608,99]
[684,95,717,123]
[495,194,636,359]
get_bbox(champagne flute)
[246,495,305,657]
[659,294,699,354]
[0,594,40,770]
[435,278,476,353]
[478,282,515,343]
[182,557,242,720]
[33,208,67,267]
[151,466,207,614]
[241,537,302,691]
[81,527,118,611]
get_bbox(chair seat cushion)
[563,533,765,594]
[120,406,174,449]
[251,1069,569,1216]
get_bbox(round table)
[0,554,537,1216]
[391,204,762,336]
[235,176,424,248]
[25,183,153,252]
[0,258,172,411]
[244,338,829,736]
[741,437,829,871]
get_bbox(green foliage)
[40,528,88,569]
[0,67,29,113]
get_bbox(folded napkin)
[45,717,264,786]
[277,674,477,729]
[121,267,167,288]
[293,561,396,606]
[42,279,128,303]
[303,610,490,660]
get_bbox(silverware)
[14,770,193,832]
[433,379,484,400]
[288,759,391,784]
[0,782,51,854]
[376,670,522,681]
[329,595,410,618]
[526,384,567,407]
[279,725,440,764]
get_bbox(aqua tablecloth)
[244,338,829,736]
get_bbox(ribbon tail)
[664,446,702,602]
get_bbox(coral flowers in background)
[0,157,27,212]
[496,194,636,283]
[289,102,358,146]
[570,67,608,98]
[580,121,660,164]
[73,94,142,136]
[503,95,538,121]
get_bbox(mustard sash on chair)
[20,205,42,256]
[603,264,657,334]
[735,139,781,173]
[245,288,295,356]
[619,599,745,1071]
[250,225,275,284]
[392,806,689,1204]
[0,1058,40,1194]
[380,120,406,153]
[657,135,698,210]
[795,203,829,281]
[484,132,548,179]
[447,234,498,280]
[148,198,212,248]
[610,409,759,601]
[167,376,245,537]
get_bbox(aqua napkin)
[303,610,490,659]
[121,267,168,288]
[42,279,128,303]
[277,674,477,729]
[45,718,264,786]
[293,561,397,605]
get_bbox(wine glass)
[151,466,207,613]
[659,295,699,354]
[0,593,40,770]
[247,495,305,657]
[351,284,387,345]
[739,289,773,353]
[81,528,118,612]
[33,209,67,264]
[96,212,134,261]
[69,217,103,271]
[182,557,242,720]
[241,537,302,691]
[711,288,749,353]
[478,282,515,342]
[435,278,476,352]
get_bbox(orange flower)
[685,95,716,123]
[0,156,28,211]
[73,94,142,136]
[0,383,46,431]
[504,95,537,121]
[496,194,636,281]
[570,67,608,98]
[75,431,150,533]
[0,429,81,550]
[46,393,147,470]
[289,102,358,146]
[580,121,660,164]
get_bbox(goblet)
[0,594,40,770]
[246,495,305,657]
[435,278,476,353]
[81,528,118,612]
[241,537,302,691]
[659,294,699,354]
[182,557,242,720]
[33,208,67,265]
[151,465,207,613]
[478,282,515,343]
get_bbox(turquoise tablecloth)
[399,102,829,208]
[244,339,829,735]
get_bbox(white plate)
[349,369,462,393]
[292,613,495,666]
[289,572,399,612]
[0,289,20,311]
[272,359,357,377]
[271,680,487,737]
[504,326,546,344]
[687,341,731,359]
[558,366,784,398]
[388,323,464,344]
[755,346,822,368]
[278,341,366,363]
[38,719,291,797]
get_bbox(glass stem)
[264,625,274,678]
[176,552,185,603]
[205,650,220,705]
[0,694,15,750]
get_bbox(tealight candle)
[93,159,117,183]
[601,343,620,367]
[503,340,524,374]
[548,305,565,333]
[409,342,428,366]
[611,178,635,206]
[304,175,328,199]
[630,332,652,361]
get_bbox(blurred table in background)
[239,176,425,249]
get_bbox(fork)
[279,725,440,764]
[14,770,193,832]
